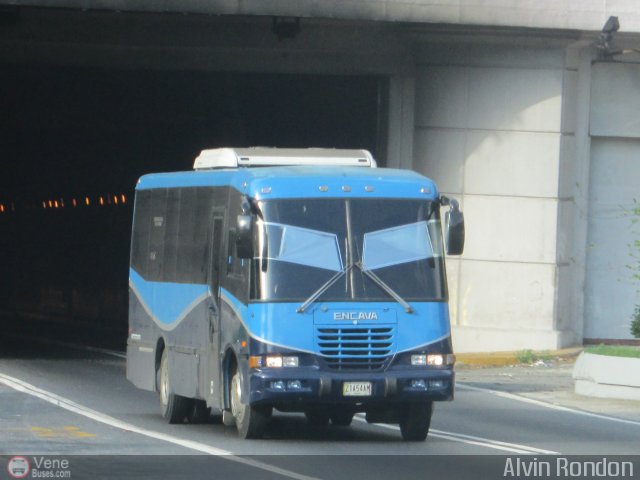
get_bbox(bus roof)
[136,166,439,200]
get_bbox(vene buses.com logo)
[7,456,30,479]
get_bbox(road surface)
[0,326,639,479]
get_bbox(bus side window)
[210,217,224,291]
[130,190,152,277]
[227,229,240,276]
[148,189,168,281]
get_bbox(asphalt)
[455,349,640,423]
[3,311,639,425]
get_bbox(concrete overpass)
[1,0,639,352]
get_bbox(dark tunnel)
[0,60,383,349]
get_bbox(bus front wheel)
[399,401,433,441]
[230,369,269,439]
[158,349,190,424]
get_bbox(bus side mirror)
[442,196,465,255]
[236,214,254,259]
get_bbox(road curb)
[573,352,640,401]
[456,346,583,368]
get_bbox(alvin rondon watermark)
[504,457,634,478]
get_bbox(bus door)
[205,210,225,407]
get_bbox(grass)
[585,344,640,359]
[515,349,553,364]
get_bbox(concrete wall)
[584,62,640,340]
[4,4,640,350]
[412,42,583,352]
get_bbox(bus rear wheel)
[399,401,433,442]
[158,349,190,424]
[230,369,269,439]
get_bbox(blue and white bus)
[126,147,464,441]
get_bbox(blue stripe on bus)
[136,167,439,201]
[128,272,450,351]
[129,269,209,327]
[221,288,450,354]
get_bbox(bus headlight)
[266,356,283,367]
[411,354,456,366]
[252,355,299,368]
[411,354,427,366]
[427,354,444,366]
[282,356,299,367]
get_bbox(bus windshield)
[251,198,447,303]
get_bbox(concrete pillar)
[412,43,578,352]
[386,75,415,170]
[554,45,594,346]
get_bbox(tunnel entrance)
[0,61,383,346]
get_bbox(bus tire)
[187,399,211,424]
[330,410,354,427]
[399,401,433,442]
[230,369,269,439]
[158,349,190,424]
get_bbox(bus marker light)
[249,356,263,368]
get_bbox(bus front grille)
[316,326,395,371]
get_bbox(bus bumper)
[248,368,454,405]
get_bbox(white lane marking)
[353,416,558,455]
[429,430,558,455]
[457,383,640,428]
[0,373,317,480]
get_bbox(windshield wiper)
[296,262,414,314]
[355,262,414,314]
[296,264,353,314]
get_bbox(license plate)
[342,381,372,396]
